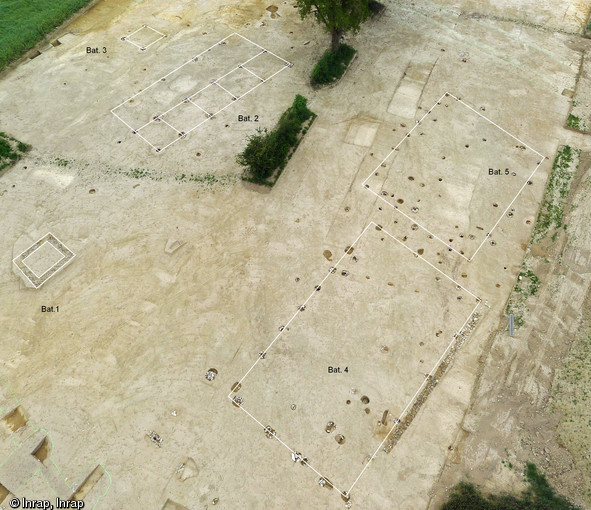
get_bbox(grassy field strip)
[0,0,94,71]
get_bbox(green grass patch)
[567,114,587,132]
[238,95,316,186]
[119,167,162,181]
[0,0,94,72]
[505,268,537,329]
[311,44,356,86]
[0,132,30,172]
[175,173,236,186]
[514,268,540,297]
[505,259,540,330]
[441,462,579,509]
[505,298,525,329]
[531,145,580,244]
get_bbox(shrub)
[0,132,30,172]
[237,95,315,185]
[311,44,356,85]
[441,463,579,510]
[369,0,386,16]
[292,94,312,122]
[237,129,281,180]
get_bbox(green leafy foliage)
[441,463,579,509]
[0,132,30,171]
[566,114,587,132]
[237,95,315,185]
[292,94,313,122]
[311,44,356,85]
[0,0,94,71]
[297,0,371,51]
[514,268,540,297]
[531,145,580,243]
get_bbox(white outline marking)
[236,405,350,498]
[229,221,482,497]
[112,33,236,112]
[158,66,288,152]
[188,98,212,117]
[361,92,546,262]
[21,241,65,279]
[121,25,166,52]
[111,33,292,151]
[233,32,291,65]
[215,81,238,100]
[12,233,76,289]
[241,65,264,82]
[228,223,375,394]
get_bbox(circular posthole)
[360,396,370,405]
[89,189,96,194]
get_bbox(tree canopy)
[297,0,371,51]
[441,463,579,510]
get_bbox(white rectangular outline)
[111,32,293,153]
[228,221,482,498]
[361,91,546,263]
[121,25,166,51]
[21,241,65,279]
[12,233,76,289]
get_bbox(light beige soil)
[0,0,590,508]
[430,147,591,510]
[569,51,591,133]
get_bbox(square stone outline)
[13,233,75,289]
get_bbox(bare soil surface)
[0,0,590,508]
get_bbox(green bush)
[441,463,579,510]
[292,94,313,122]
[0,138,15,160]
[311,44,356,85]
[237,95,315,184]
[0,132,30,171]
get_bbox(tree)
[297,0,371,52]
